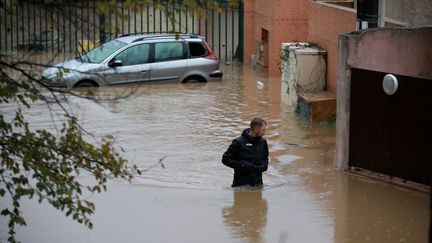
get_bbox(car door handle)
[141,70,148,73]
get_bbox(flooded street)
[1,64,430,243]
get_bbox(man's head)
[249,117,267,138]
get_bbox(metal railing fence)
[0,0,243,63]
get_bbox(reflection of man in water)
[222,190,268,243]
[222,117,269,187]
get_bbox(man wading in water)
[222,117,269,187]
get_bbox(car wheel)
[183,76,206,83]
[74,81,98,88]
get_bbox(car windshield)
[80,39,126,63]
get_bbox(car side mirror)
[109,60,123,67]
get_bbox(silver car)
[41,34,223,87]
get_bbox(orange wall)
[243,1,256,67]
[307,2,356,93]
[243,0,309,76]
[243,1,359,91]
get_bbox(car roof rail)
[120,31,180,37]
[119,32,203,42]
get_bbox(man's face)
[255,124,267,137]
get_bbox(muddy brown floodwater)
[0,64,430,243]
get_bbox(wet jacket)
[222,128,269,187]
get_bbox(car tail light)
[203,41,218,60]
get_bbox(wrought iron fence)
[0,0,243,63]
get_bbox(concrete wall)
[336,26,432,170]
[384,0,432,26]
[308,1,356,93]
[347,28,432,79]
[280,43,327,106]
[243,0,309,76]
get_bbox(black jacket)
[222,128,269,187]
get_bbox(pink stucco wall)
[347,28,432,80]
[243,0,309,76]
[307,2,356,93]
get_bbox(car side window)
[114,44,150,66]
[188,42,207,58]
[154,42,183,62]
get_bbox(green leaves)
[1,60,136,243]
[1,101,136,241]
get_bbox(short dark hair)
[250,117,267,130]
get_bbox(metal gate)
[349,68,432,185]
[0,0,243,63]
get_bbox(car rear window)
[188,42,207,57]
[154,42,184,62]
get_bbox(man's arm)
[222,139,259,171]
[256,159,268,172]
[256,140,269,172]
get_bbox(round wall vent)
[383,74,398,95]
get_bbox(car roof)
[116,33,205,44]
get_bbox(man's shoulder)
[233,135,248,144]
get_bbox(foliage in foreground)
[0,58,139,242]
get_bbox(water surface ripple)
[0,64,429,243]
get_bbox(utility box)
[281,43,326,106]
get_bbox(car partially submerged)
[41,34,223,87]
